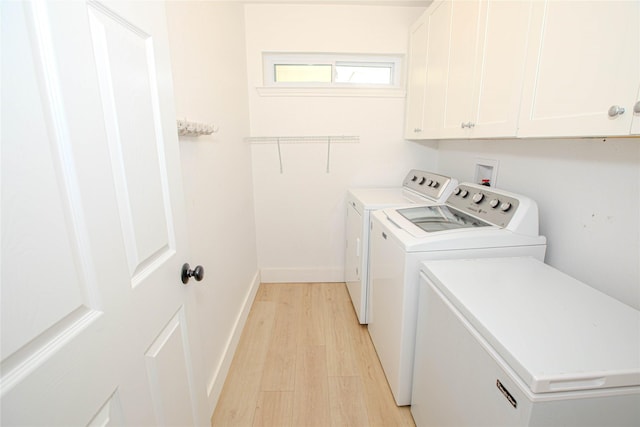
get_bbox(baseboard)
[260,267,345,283]
[206,270,261,415]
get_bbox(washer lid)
[372,208,545,253]
[347,188,428,211]
[422,257,640,394]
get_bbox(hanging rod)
[244,135,359,144]
[177,118,218,137]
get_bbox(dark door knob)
[181,263,204,284]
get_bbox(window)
[274,64,332,83]
[335,63,393,84]
[263,53,402,88]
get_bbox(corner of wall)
[206,269,261,414]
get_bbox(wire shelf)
[245,135,360,173]
[244,135,359,144]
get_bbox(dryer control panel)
[402,169,456,202]
[446,184,521,229]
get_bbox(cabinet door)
[417,0,532,140]
[518,0,640,137]
[421,0,453,138]
[404,11,429,139]
[441,0,482,137]
[469,0,532,138]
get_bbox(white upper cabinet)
[421,0,453,138]
[404,11,429,139]
[405,0,452,139]
[442,0,532,138]
[518,1,640,138]
[440,0,481,138]
[464,1,532,138]
[405,0,532,140]
[405,0,640,140]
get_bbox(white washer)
[413,257,640,427]
[368,183,547,405]
[345,170,457,324]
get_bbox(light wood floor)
[211,282,415,427]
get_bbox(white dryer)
[345,170,457,324]
[413,257,640,427]
[368,183,547,405]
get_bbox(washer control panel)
[447,184,520,228]
[402,169,456,202]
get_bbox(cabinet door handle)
[460,122,476,129]
[608,105,626,117]
[634,101,640,114]
[413,127,422,133]
[460,122,467,129]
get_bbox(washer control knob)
[426,179,434,186]
[454,187,462,196]
[472,193,484,204]
[460,189,469,198]
[411,175,418,182]
[419,177,427,185]
[500,201,512,212]
[488,198,500,208]
[431,180,439,188]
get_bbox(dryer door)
[345,201,364,323]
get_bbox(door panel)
[472,0,531,137]
[88,391,126,426]
[404,13,428,138]
[1,6,113,425]
[87,2,174,282]
[1,6,98,360]
[145,308,196,426]
[518,0,639,137]
[1,1,206,425]
[442,0,480,133]
[422,0,452,138]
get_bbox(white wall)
[245,4,437,282]
[165,1,259,415]
[437,138,640,310]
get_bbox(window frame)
[262,52,403,89]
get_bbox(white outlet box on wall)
[474,158,499,187]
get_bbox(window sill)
[255,86,406,98]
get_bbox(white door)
[421,0,452,139]
[1,1,208,425]
[420,0,532,140]
[404,11,429,139]
[518,0,639,137]
[466,0,532,139]
[440,0,481,137]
